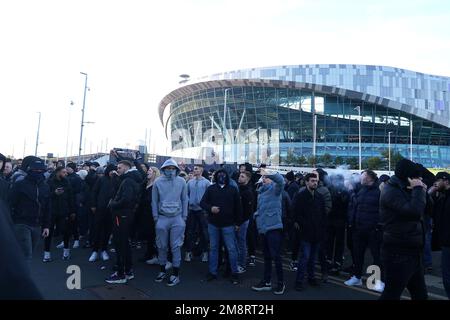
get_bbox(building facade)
[158,65,450,168]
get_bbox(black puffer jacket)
[66,172,83,207]
[380,175,427,255]
[109,169,142,216]
[291,188,326,243]
[48,176,76,218]
[348,183,380,230]
[92,175,119,210]
[239,183,255,223]
[328,184,350,225]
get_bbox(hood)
[213,169,230,186]
[388,175,408,190]
[105,164,117,177]
[0,153,5,173]
[123,168,143,184]
[160,158,180,174]
[221,164,236,177]
[21,156,41,172]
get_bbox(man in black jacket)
[237,171,255,273]
[201,169,242,284]
[89,164,118,262]
[431,171,450,298]
[284,171,299,200]
[379,159,428,300]
[325,174,349,275]
[44,166,76,261]
[9,159,51,260]
[64,162,83,249]
[106,160,142,284]
[291,173,326,291]
[344,170,383,292]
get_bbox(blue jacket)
[255,173,284,234]
[348,183,381,230]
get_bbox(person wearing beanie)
[152,159,188,287]
[430,171,450,298]
[379,159,428,300]
[284,171,299,200]
[62,162,83,250]
[378,174,390,192]
[9,159,51,260]
[10,155,41,184]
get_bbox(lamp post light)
[222,88,231,163]
[388,131,393,175]
[65,101,74,163]
[354,106,362,171]
[35,112,41,156]
[78,72,88,164]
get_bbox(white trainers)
[184,252,192,262]
[56,241,64,249]
[237,266,247,274]
[62,249,71,260]
[165,261,173,270]
[344,276,362,287]
[43,251,52,262]
[89,251,98,262]
[146,257,159,265]
[201,252,208,263]
[73,240,80,249]
[373,280,385,293]
[101,251,110,261]
[167,275,180,287]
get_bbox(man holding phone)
[379,158,428,300]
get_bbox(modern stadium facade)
[158,64,450,168]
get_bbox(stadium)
[158,64,450,168]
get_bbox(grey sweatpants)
[155,215,186,268]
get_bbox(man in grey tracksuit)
[152,159,188,287]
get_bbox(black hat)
[394,158,421,182]
[436,172,450,181]
[379,174,390,183]
[285,171,295,182]
[83,161,92,167]
[27,159,46,172]
[66,162,77,171]
[91,162,100,168]
[295,172,303,179]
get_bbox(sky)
[1,0,450,159]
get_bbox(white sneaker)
[73,240,80,249]
[165,261,173,270]
[237,266,247,274]
[344,276,362,287]
[56,241,64,249]
[201,252,208,263]
[43,251,52,262]
[110,248,116,253]
[167,275,180,287]
[62,249,71,260]
[184,252,192,262]
[145,257,159,265]
[101,251,110,261]
[373,280,385,293]
[89,251,98,262]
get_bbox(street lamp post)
[65,101,74,164]
[410,119,413,161]
[388,131,393,175]
[222,88,231,163]
[78,72,88,164]
[355,106,362,171]
[35,112,41,156]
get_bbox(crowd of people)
[0,151,449,299]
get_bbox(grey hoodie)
[152,159,188,221]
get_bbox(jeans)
[442,247,450,299]
[379,251,428,300]
[263,229,284,284]
[236,220,249,267]
[296,241,319,284]
[208,224,238,275]
[185,210,209,253]
[352,228,382,279]
[112,214,134,276]
[14,224,41,260]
